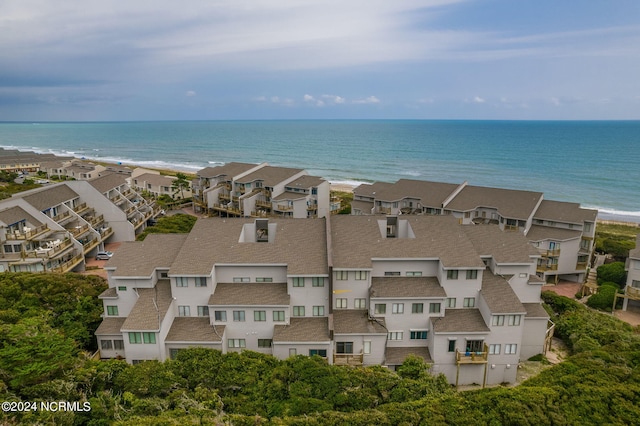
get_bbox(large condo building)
[351,179,597,284]
[96,215,551,386]
[192,162,330,218]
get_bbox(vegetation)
[4,272,640,424]
[596,261,627,287]
[595,222,638,260]
[136,213,197,241]
[171,172,191,200]
[331,191,353,214]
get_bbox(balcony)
[88,214,105,227]
[50,253,84,273]
[625,286,640,299]
[576,261,588,270]
[73,202,89,214]
[82,237,100,253]
[504,224,518,232]
[456,346,488,365]
[274,204,293,212]
[219,193,231,202]
[537,263,559,273]
[34,239,74,258]
[99,226,113,239]
[52,211,72,223]
[377,207,392,215]
[5,224,50,241]
[255,200,272,209]
[538,248,561,257]
[212,204,242,216]
[333,353,363,366]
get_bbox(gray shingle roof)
[481,272,526,314]
[445,185,543,220]
[134,173,175,187]
[170,218,328,276]
[285,175,326,189]
[533,200,597,223]
[333,310,387,334]
[197,162,260,179]
[22,184,79,211]
[272,191,307,201]
[369,276,446,298]
[237,166,304,187]
[376,179,461,208]
[385,346,432,365]
[89,173,127,193]
[0,205,42,227]
[121,280,173,331]
[273,317,330,342]
[95,317,126,335]
[208,282,290,306]
[526,225,583,242]
[522,303,550,319]
[108,234,189,277]
[350,200,374,213]
[99,287,118,299]
[463,224,539,264]
[353,182,395,200]
[330,215,485,269]
[165,318,225,342]
[432,309,490,333]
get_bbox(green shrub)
[586,285,618,311]
[597,262,626,286]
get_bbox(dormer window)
[256,219,269,242]
[386,216,397,238]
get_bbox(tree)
[597,262,627,287]
[171,173,190,200]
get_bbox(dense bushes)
[136,213,197,241]
[596,261,627,286]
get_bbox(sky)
[1,0,639,121]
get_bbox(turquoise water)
[0,120,638,220]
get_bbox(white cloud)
[185,90,196,97]
[353,95,381,104]
[473,96,485,103]
[322,94,346,104]
[551,97,561,106]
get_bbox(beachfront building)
[0,172,165,273]
[95,215,550,386]
[193,162,330,218]
[352,179,597,284]
[128,169,193,200]
[618,235,640,311]
[0,148,72,174]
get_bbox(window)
[336,271,348,280]
[446,270,458,280]
[508,315,521,326]
[336,298,347,309]
[504,344,518,354]
[309,349,327,357]
[233,277,250,283]
[312,277,325,287]
[388,331,403,340]
[446,298,456,308]
[412,303,424,314]
[169,348,183,360]
[633,280,640,289]
[254,310,266,321]
[195,277,207,287]
[463,297,475,308]
[143,332,156,344]
[178,306,191,317]
[466,270,478,279]
[410,331,428,340]
[175,277,188,287]
[258,339,272,348]
[466,340,484,353]
[336,342,354,354]
[273,310,285,321]
[233,310,245,321]
[289,348,297,356]
[197,306,210,317]
[448,340,456,352]
[118,286,127,291]
[363,341,372,354]
[129,332,142,344]
[313,306,325,316]
[114,340,124,350]
[214,310,227,321]
[355,271,367,280]
[584,223,592,233]
[492,315,505,326]
[374,304,386,314]
[392,303,404,314]
[464,211,471,218]
[106,305,118,316]
[101,340,113,350]
[429,303,441,313]
[489,344,501,355]
[228,339,246,348]
[292,277,304,287]
[406,271,422,277]
[384,271,401,276]
[354,298,366,309]
[293,306,305,317]
[256,277,273,282]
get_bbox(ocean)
[0,120,638,222]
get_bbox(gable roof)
[481,272,526,314]
[236,165,304,186]
[21,184,79,211]
[170,217,328,276]
[445,185,543,220]
[526,225,582,242]
[165,318,224,342]
[89,173,128,193]
[197,162,260,179]
[333,310,387,335]
[463,224,539,264]
[273,317,331,342]
[209,282,290,306]
[107,234,189,277]
[121,280,173,331]
[432,309,490,333]
[0,205,42,227]
[533,200,597,223]
[375,179,461,207]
